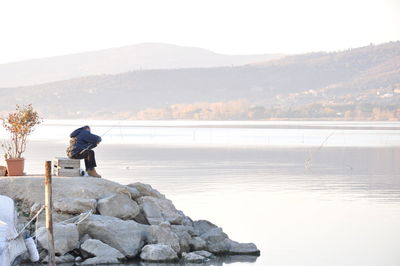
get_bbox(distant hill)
[0,41,399,120]
[0,43,284,87]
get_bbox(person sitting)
[66,125,102,178]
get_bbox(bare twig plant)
[1,104,42,159]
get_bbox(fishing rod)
[304,130,336,170]
[78,122,122,155]
[99,124,118,138]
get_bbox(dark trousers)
[72,149,97,170]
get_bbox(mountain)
[0,41,399,120]
[0,43,284,87]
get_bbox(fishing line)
[304,130,336,170]
[78,122,122,155]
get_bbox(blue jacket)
[67,127,101,157]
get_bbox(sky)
[0,0,399,64]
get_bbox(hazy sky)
[0,0,399,64]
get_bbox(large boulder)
[140,244,178,262]
[0,177,131,207]
[126,186,141,199]
[36,223,79,256]
[195,220,260,255]
[171,224,199,253]
[80,239,125,260]
[53,197,97,215]
[200,228,228,244]
[172,225,196,236]
[193,220,218,236]
[77,215,148,257]
[148,224,181,253]
[97,194,140,220]
[136,196,184,225]
[127,182,165,199]
[171,228,192,253]
[179,212,194,227]
[207,238,260,255]
[226,240,260,255]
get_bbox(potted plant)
[1,104,41,176]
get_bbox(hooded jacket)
[66,127,101,157]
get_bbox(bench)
[52,157,81,177]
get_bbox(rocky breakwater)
[0,176,260,265]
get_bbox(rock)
[159,221,171,228]
[114,186,133,197]
[57,254,76,263]
[36,223,79,256]
[140,244,178,262]
[148,225,180,253]
[182,252,208,263]
[171,225,195,252]
[207,238,260,255]
[80,239,125,261]
[137,197,162,225]
[82,256,120,265]
[192,250,213,258]
[181,215,194,227]
[0,176,131,207]
[189,237,207,251]
[171,229,191,253]
[36,211,75,228]
[54,197,97,215]
[127,182,165,199]
[77,214,147,257]
[79,234,92,245]
[193,220,218,236]
[194,221,259,255]
[133,209,150,224]
[97,194,140,220]
[39,249,47,261]
[200,228,228,244]
[43,253,75,263]
[137,196,184,225]
[171,225,196,236]
[126,186,141,199]
[227,240,260,255]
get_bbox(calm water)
[2,120,400,266]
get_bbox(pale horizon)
[0,0,399,64]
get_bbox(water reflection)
[124,255,258,266]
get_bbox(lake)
[2,120,400,266]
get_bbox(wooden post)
[45,161,56,266]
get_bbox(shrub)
[1,104,42,159]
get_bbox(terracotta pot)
[6,158,25,176]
